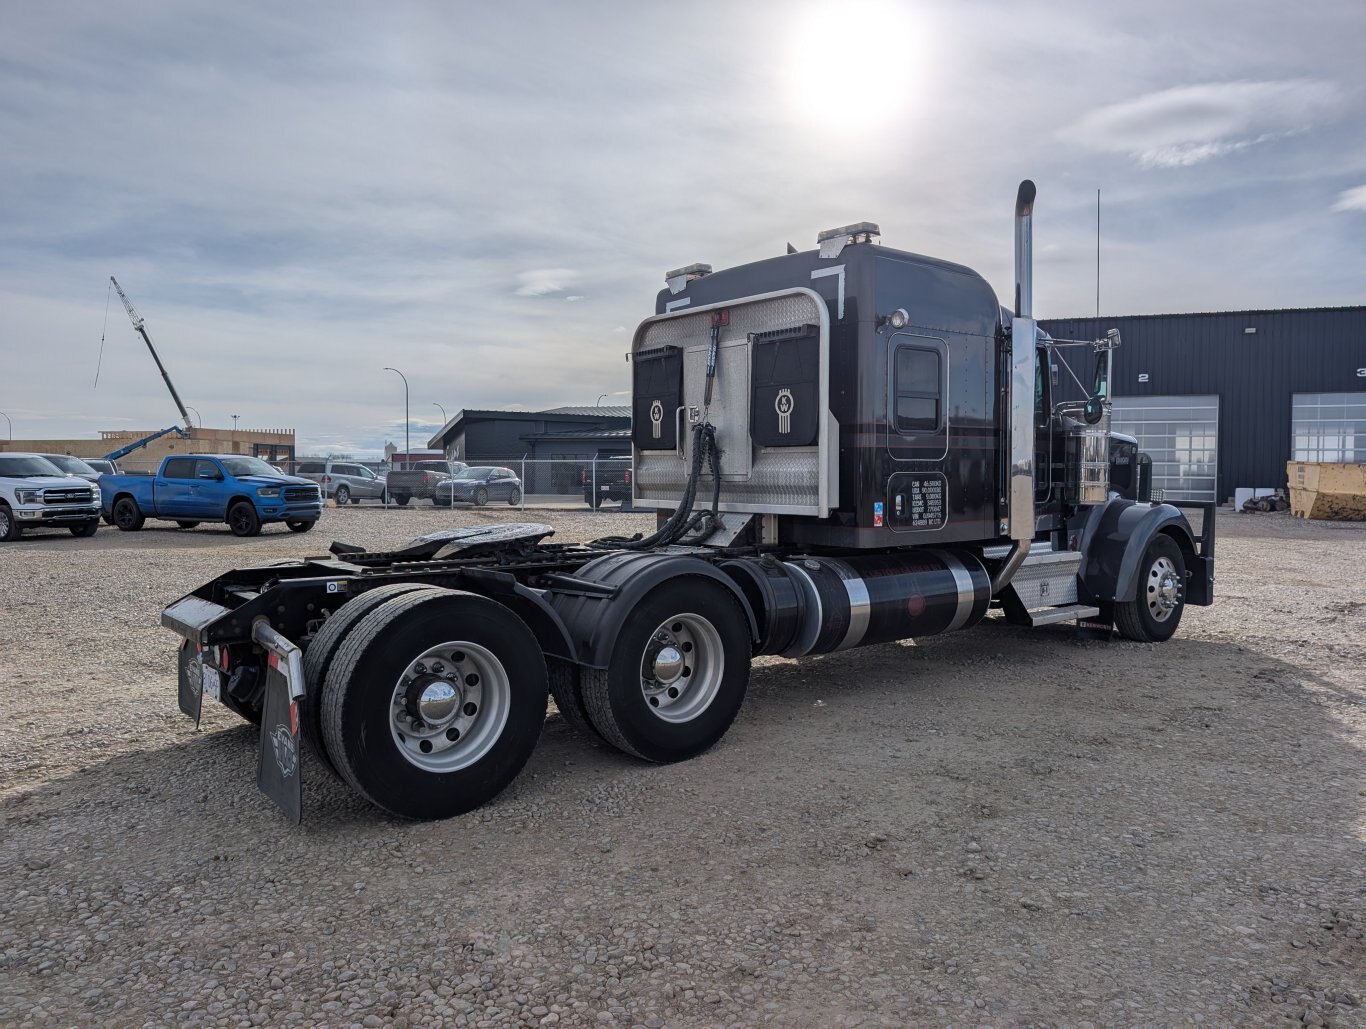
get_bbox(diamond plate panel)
[635,292,826,515]
[1007,553,1082,608]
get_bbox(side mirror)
[1082,397,1105,425]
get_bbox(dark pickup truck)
[582,457,632,509]
[386,460,466,505]
[101,454,323,537]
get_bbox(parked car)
[433,466,522,507]
[35,453,102,483]
[582,456,633,509]
[100,454,323,537]
[0,452,102,541]
[295,459,387,504]
[84,459,121,475]
[387,460,467,505]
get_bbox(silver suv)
[295,460,387,504]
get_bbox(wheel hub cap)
[389,642,510,772]
[639,614,724,723]
[1147,556,1181,621]
[651,644,685,685]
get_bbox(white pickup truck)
[0,452,103,541]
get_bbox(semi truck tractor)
[162,181,1214,823]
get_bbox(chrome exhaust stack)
[993,180,1039,593]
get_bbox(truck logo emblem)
[775,389,794,434]
[270,724,298,779]
[650,400,664,439]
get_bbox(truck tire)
[1115,534,1186,643]
[286,520,315,533]
[580,578,750,762]
[547,657,604,741]
[473,487,489,507]
[507,486,522,506]
[334,484,351,506]
[320,589,548,819]
[112,497,145,531]
[0,504,21,542]
[70,520,100,537]
[227,502,261,537]
[176,521,200,529]
[393,493,410,506]
[301,583,443,779]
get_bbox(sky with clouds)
[2,0,1362,458]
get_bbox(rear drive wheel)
[176,520,200,529]
[1115,535,1186,643]
[334,484,351,505]
[473,487,489,507]
[227,502,261,537]
[548,657,603,741]
[320,589,549,819]
[112,497,145,531]
[286,520,315,533]
[394,494,410,506]
[70,520,99,537]
[581,578,750,762]
[508,486,522,505]
[301,583,443,779]
[0,504,21,542]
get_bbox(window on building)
[1292,392,1366,463]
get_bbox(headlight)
[15,489,42,504]
[257,487,281,498]
[92,486,102,501]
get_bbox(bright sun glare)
[786,0,923,132]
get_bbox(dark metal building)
[1040,307,1366,505]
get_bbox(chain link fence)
[289,456,638,513]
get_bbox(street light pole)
[0,411,10,440]
[596,393,608,407]
[433,402,447,423]
[384,367,410,469]
[231,414,240,435]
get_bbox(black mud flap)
[252,623,305,826]
[177,639,204,728]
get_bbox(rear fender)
[1078,500,1198,605]
[547,552,758,670]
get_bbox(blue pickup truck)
[101,455,323,537]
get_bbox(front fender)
[1078,500,1197,605]
[547,551,759,669]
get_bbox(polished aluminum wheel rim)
[1146,555,1181,622]
[389,641,510,771]
[638,613,723,723]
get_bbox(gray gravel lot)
[1,506,1363,1027]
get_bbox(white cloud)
[565,294,585,302]
[1065,80,1341,168]
[1332,185,1366,213]
[514,268,579,297]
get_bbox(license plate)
[600,485,610,492]
[201,663,222,701]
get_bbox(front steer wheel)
[286,520,315,533]
[581,577,750,762]
[1115,534,1186,643]
[227,502,261,537]
[319,589,548,819]
[0,504,21,542]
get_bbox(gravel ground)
[1,506,1362,1027]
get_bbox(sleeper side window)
[894,345,942,434]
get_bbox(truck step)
[1026,604,1100,627]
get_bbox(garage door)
[1292,392,1366,462]
[1110,395,1219,503]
